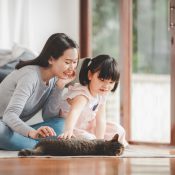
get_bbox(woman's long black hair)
[79,55,120,92]
[16,33,79,69]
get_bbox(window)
[92,0,120,123]
[81,0,172,144]
[131,0,170,143]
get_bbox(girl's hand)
[58,130,75,139]
[56,71,76,89]
[28,126,56,139]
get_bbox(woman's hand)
[28,126,56,139]
[58,129,75,139]
[56,71,76,89]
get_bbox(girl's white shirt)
[60,83,106,130]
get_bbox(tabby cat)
[18,134,124,156]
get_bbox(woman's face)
[49,48,78,79]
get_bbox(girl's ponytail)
[79,58,91,85]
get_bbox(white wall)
[28,0,80,53]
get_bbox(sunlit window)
[92,0,120,123]
[131,0,170,143]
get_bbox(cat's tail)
[18,149,33,156]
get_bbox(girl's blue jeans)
[0,117,64,151]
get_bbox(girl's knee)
[120,126,126,135]
[115,124,126,136]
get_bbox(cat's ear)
[111,134,119,142]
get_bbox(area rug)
[0,150,18,158]
[0,145,175,158]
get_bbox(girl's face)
[49,48,78,79]
[88,71,115,96]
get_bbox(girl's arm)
[60,95,88,139]
[95,103,106,139]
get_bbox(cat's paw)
[18,149,33,156]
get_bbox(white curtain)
[0,0,79,53]
[0,0,29,50]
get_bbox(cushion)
[0,46,36,82]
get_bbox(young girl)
[0,33,79,150]
[59,55,127,146]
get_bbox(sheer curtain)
[0,0,29,50]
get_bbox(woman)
[0,33,79,150]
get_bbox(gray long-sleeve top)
[0,65,63,137]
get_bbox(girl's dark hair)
[16,33,79,69]
[79,55,120,92]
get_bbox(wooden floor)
[0,145,175,175]
[0,157,174,175]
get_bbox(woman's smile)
[63,71,74,78]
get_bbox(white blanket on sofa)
[0,43,36,67]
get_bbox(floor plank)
[0,157,174,175]
[0,145,175,175]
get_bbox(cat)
[18,133,124,156]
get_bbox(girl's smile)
[88,71,115,96]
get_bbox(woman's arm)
[2,73,36,137]
[2,74,57,139]
[42,75,76,119]
[42,84,64,119]
[95,103,106,139]
[60,95,88,139]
